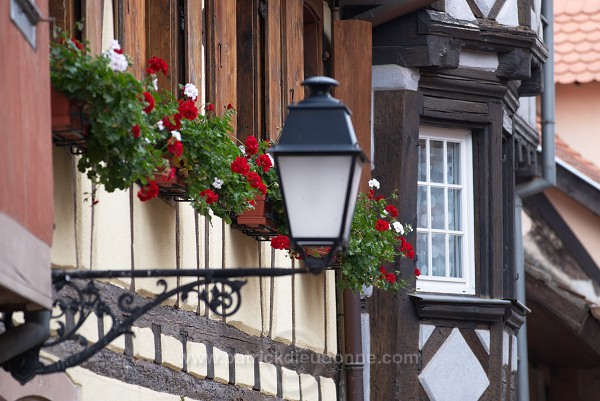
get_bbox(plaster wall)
[555,82,600,167]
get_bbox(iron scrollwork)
[3,267,305,384]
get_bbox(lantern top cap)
[302,76,339,94]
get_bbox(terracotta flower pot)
[51,88,89,148]
[154,162,188,200]
[232,194,279,240]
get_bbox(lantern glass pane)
[342,156,364,244]
[277,155,353,244]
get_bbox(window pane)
[430,140,444,183]
[417,185,428,228]
[431,187,445,229]
[447,142,461,184]
[448,188,462,231]
[418,139,427,182]
[431,233,445,277]
[417,232,429,276]
[449,235,463,278]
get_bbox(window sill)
[410,293,529,329]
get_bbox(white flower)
[393,222,404,235]
[157,121,165,131]
[368,178,380,189]
[239,145,246,155]
[381,210,389,218]
[110,39,121,51]
[152,78,158,91]
[108,51,128,72]
[212,178,224,189]
[184,83,199,100]
[171,130,181,141]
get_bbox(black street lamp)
[270,77,366,272]
[2,76,365,384]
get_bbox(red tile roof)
[556,134,600,185]
[555,0,600,84]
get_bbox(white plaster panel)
[503,331,509,365]
[224,227,263,336]
[271,250,293,345]
[234,353,255,389]
[79,314,99,344]
[362,313,371,401]
[281,367,301,401]
[178,203,202,313]
[294,272,325,353]
[259,361,278,396]
[66,365,200,401]
[161,334,183,371]
[325,270,338,355]
[419,324,435,351]
[458,50,499,71]
[212,347,230,384]
[372,65,419,91]
[187,341,208,379]
[320,376,337,401]
[474,0,495,17]
[91,187,131,288]
[51,147,77,268]
[300,373,319,401]
[475,329,491,354]
[445,0,476,21]
[103,315,125,353]
[260,244,272,336]
[132,194,177,303]
[517,97,537,127]
[76,169,93,271]
[496,0,519,27]
[511,334,518,372]
[131,326,154,361]
[419,328,489,401]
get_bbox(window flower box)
[51,88,88,150]
[230,194,280,240]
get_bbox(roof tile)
[556,135,600,185]
[554,0,600,84]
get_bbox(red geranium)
[71,38,84,50]
[143,92,155,114]
[137,180,159,202]
[131,125,140,138]
[375,219,390,232]
[205,103,215,112]
[231,156,250,175]
[271,235,290,250]
[245,136,259,156]
[167,137,183,157]
[386,273,397,283]
[146,56,169,75]
[247,171,263,188]
[226,103,234,109]
[256,154,273,173]
[162,114,182,131]
[385,204,398,218]
[399,236,415,259]
[200,189,219,204]
[257,182,267,195]
[368,189,375,200]
[178,99,198,120]
[375,195,385,201]
[414,267,421,277]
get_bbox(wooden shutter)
[236,0,264,141]
[283,1,304,106]
[184,1,204,104]
[332,20,373,191]
[146,0,181,94]
[265,0,284,140]
[120,0,147,78]
[206,0,237,137]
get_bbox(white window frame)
[416,126,475,295]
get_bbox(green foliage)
[50,30,164,192]
[338,190,413,292]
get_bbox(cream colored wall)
[555,82,600,166]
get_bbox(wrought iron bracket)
[2,267,311,384]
